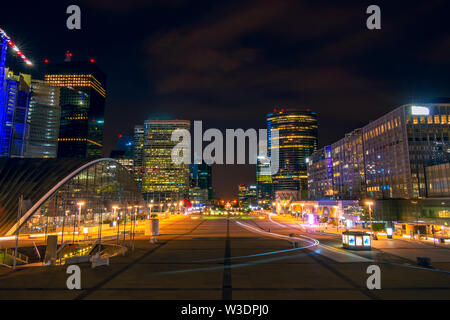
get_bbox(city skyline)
[1,1,450,304]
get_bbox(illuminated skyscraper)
[256,153,273,205]
[110,135,134,173]
[44,52,106,158]
[267,108,318,199]
[24,80,61,158]
[142,119,191,202]
[0,68,31,158]
[133,125,144,190]
[238,184,257,208]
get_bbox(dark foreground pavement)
[0,216,449,300]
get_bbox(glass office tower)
[25,80,61,158]
[45,54,106,158]
[267,109,318,198]
[133,125,144,190]
[141,119,191,202]
[0,68,31,158]
[256,154,273,204]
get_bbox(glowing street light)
[75,201,85,243]
[76,201,85,225]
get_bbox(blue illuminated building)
[0,68,31,158]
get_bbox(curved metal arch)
[5,158,135,236]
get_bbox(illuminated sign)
[356,237,363,246]
[342,231,371,250]
[348,235,355,246]
[411,106,430,115]
[308,214,315,225]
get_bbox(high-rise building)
[0,68,31,158]
[238,184,258,208]
[24,80,61,158]
[307,101,450,200]
[142,119,191,202]
[133,125,144,190]
[307,145,333,200]
[330,129,366,200]
[44,52,106,158]
[267,108,318,199]
[189,162,214,204]
[110,135,134,173]
[363,102,450,199]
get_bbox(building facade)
[238,184,257,208]
[141,119,191,202]
[267,109,318,198]
[45,54,106,158]
[425,162,450,197]
[133,125,145,190]
[256,154,273,206]
[190,162,214,203]
[25,80,61,158]
[0,69,31,158]
[307,146,333,200]
[330,129,366,200]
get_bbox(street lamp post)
[124,206,132,247]
[76,201,85,244]
[148,204,153,216]
[365,201,374,236]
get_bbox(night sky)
[1,0,450,198]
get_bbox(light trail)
[263,216,373,261]
[196,245,316,263]
[236,220,320,247]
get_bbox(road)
[0,214,449,299]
